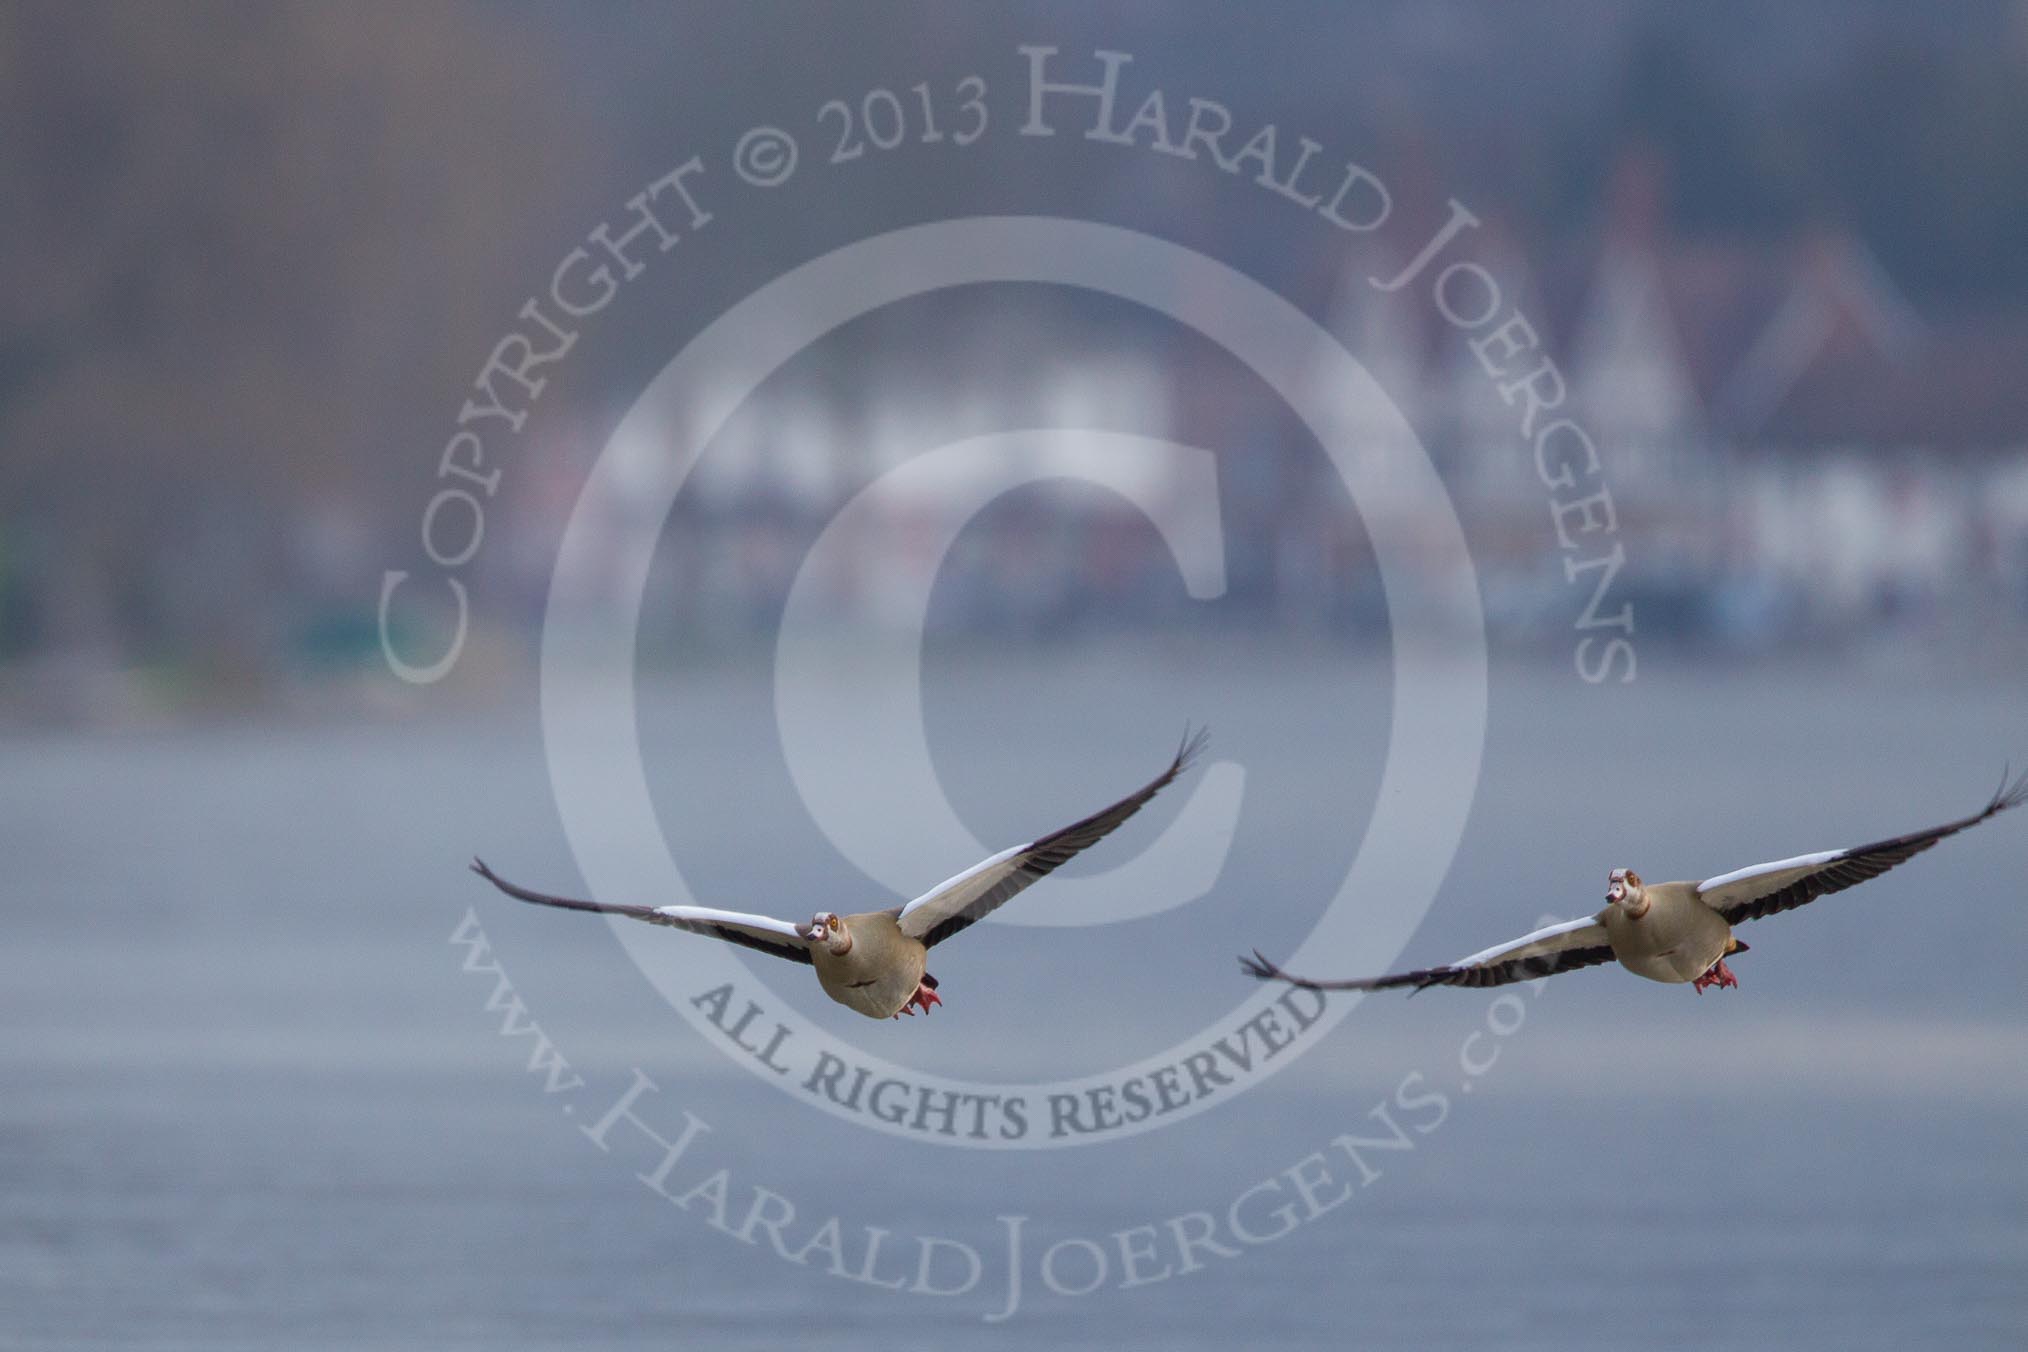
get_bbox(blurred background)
[4,0,2028,704]
[4,3,2025,1349]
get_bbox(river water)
[4,647,2024,1348]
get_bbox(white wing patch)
[649,904,809,942]
[896,843,1028,928]
[1452,916,1603,969]
[1696,849,1843,895]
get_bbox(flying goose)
[473,729,1206,1019]
[1242,769,2028,995]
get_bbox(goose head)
[803,911,853,955]
[1605,868,1650,918]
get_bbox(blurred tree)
[1803,26,2028,310]
[0,2,602,663]
[1554,17,1803,241]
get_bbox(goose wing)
[1241,915,1614,992]
[1696,770,2028,925]
[894,728,1207,949]
[470,858,814,964]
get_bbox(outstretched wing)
[1697,769,2028,925]
[895,727,1208,949]
[470,858,814,964]
[1240,915,1614,993]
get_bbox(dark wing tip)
[1175,723,1211,776]
[1992,764,2028,816]
[1238,948,1279,980]
[1239,948,1388,992]
[470,856,494,880]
